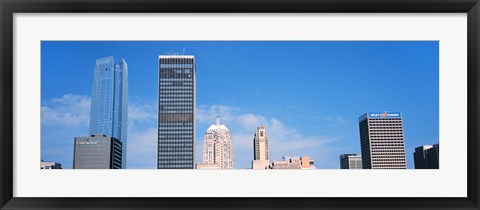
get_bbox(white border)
[14,13,467,197]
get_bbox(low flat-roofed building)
[41,160,62,169]
[270,156,315,169]
[196,163,221,169]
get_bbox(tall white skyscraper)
[252,125,269,169]
[202,116,233,169]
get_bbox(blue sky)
[41,41,439,169]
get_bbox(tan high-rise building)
[202,116,233,169]
[359,112,407,169]
[252,125,269,169]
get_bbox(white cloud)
[42,94,158,128]
[236,114,266,131]
[127,127,157,169]
[321,116,354,127]
[41,94,91,127]
[196,104,238,124]
[128,103,157,125]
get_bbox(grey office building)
[73,134,122,169]
[414,144,439,169]
[339,154,362,169]
[157,55,196,169]
[359,112,407,169]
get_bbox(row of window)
[158,130,193,135]
[370,136,404,138]
[158,110,194,113]
[158,152,193,155]
[158,106,193,110]
[371,149,405,152]
[157,159,194,161]
[159,64,194,68]
[372,153,405,158]
[159,90,193,93]
[158,146,193,149]
[159,84,193,87]
[158,85,193,88]
[159,100,194,103]
[158,137,193,140]
[369,130,403,133]
[158,95,193,98]
[159,122,193,127]
[371,151,405,154]
[369,123,402,125]
[371,147,405,150]
[370,140,404,143]
[158,125,194,127]
[159,98,193,102]
[370,131,403,134]
[158,141,193,144]
[158,129,193,132]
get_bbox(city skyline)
[41,41,439,169]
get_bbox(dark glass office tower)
[359,112,407,169]
[89,56,128,169]
[414,144,439,169]
[157,55,196,169]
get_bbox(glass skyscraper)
[158,55,196,169]
[89,56,128,169]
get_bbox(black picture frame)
[1,0,479,209]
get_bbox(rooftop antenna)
[216,116,220,126]
[182,47,186,55]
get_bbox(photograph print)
[40,41,439,170]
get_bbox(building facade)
[339,154,363,169]
[73,134,122,169]
[202,116,233,169]
[414,144,439,169]
[157,55,196,169]
[89,56,128,168]
[252,125,269,169]
[359,112,407,169]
